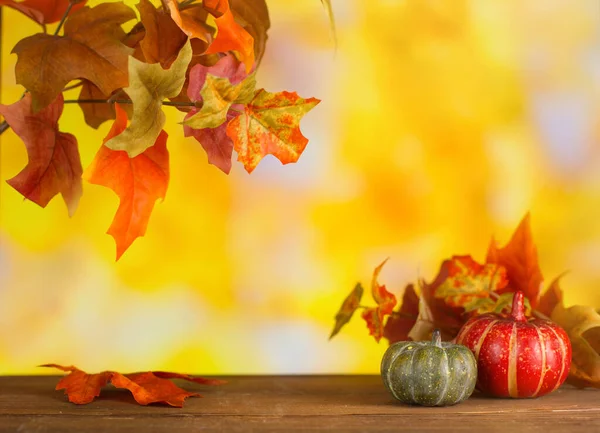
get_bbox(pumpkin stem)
[432,329,442,347]
[510,291,527,322]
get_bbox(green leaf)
[330,283,364,340]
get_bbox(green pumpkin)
[381,329,477,406]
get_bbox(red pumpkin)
[455,291,571,398]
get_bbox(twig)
[54,1,76,36]
[64,98,197,107]
[62,81,84,92]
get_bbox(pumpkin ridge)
[547,324,568,392]
[408,348,418,402]
[507,323,518,398]
[533,326,547,397]
[435,349,450,406]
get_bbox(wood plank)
[0,375,598,432]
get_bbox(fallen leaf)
[104,40,192,158]
[137,0,187,69]
[226,89,320,173]
[205,4,255,73]
[40,364,224,406]
[551,303,600,389]
[0,93,82,216]
[184,73,256,130]
[0,0,86,25]
[329,283,364,340]
[383,284,419,343]
[166,0,216,44]
[486,213,544,307]
[183,54,251,174]
[12,3,135,111]
[84,104,169,260]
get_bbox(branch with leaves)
[330,213,600,390]
[0,0,323,259]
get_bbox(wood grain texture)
[0,375,598,432]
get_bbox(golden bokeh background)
[1,0,600,375]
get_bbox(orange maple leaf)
[84,104,169,260]
[41,364,224,407]
[226,89,320,173]
[0,0,86,25]
[486,213,544,308]
[204,0,255,73]
[166,0,216,45]
[0,93,82,216]
[361,258,397,342]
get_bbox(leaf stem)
[54,1,76,36]
[62,81,84,92]
[179,0,198,7]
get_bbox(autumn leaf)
[228,0,270,66]
[0,93,82,216]
[486,213,544,307]
[166,0,216,44]
[226,89,320,173]
[408,295,437,341]
[41,364,224,406]
[12,3,136,112]
[137,0,187,69]
[537,273,566,318]
[78,81,116,129]
[383,284,419,343]
[551,302,600,389]
[183,54,250,174]
[361,258,397,342]
[203,0,228,17]
[0,0,86,25]
[184,73,256,130]
[417,255,508,338]
[329,283,364,340]
[104,40,192,158]
[205,2,255,73]
[84,104,169,260]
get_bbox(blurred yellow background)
[1,0,600,375]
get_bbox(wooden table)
[0,375,598,432]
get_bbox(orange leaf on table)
[12,2,135,111]
[84,104,169,260]
[0,0,86,25]
[205,4,255,73]
[226,89,320,173]
[0,93,82,216]
[486,213,544,307]
[329,283,364,340]
[383,284,419,344]
[137,0,187,69]
[41,364,224,406]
